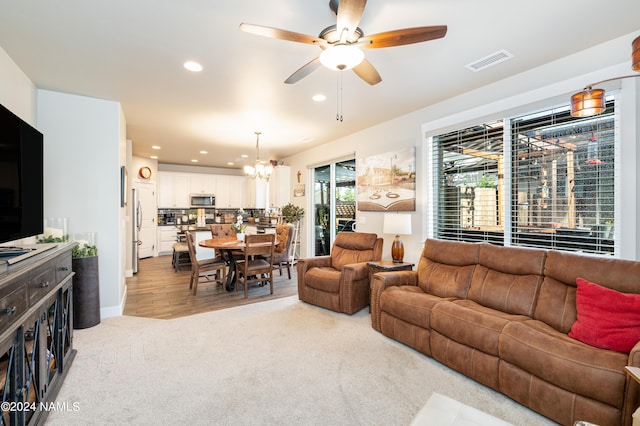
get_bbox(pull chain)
[336,72,343,122]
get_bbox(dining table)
[198,236,278,292]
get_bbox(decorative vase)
[237,233,245,242]
[72,255,101,329]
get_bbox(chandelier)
[244,131,273,181]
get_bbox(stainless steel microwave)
[190,194,215,208]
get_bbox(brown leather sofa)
[370,238,640,426]
[297,232,383,314]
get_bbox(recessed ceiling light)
[152,145,161,150]
[191,159,198,163]
[241,154,248,158]
[150,155,158,159]
[200,150,208,154]
[312,94,327,102]
[227,162,234,166]
[183,61,203,72]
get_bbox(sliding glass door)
[312,159,356,256]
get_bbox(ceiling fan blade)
[352,59,382,86]
[284,57,322,84]
[360,26,447,49]
[336,0,367,41]
[240,23,327,46]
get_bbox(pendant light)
[570,35,640,117]
[244,131,273,181]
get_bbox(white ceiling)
[1,0,639,170]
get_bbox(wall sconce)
[383,213,412,263]
[570,35,640,117]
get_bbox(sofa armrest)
[297,255,331,274]
[370,270,418,331]
[341,262,370,281]
[296,256,332,300]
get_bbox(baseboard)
[100,289,127,319]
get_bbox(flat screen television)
[0,103,44,245]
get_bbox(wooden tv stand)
[0,242,76,425]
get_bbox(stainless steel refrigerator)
[132,188,142,274]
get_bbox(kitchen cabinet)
[269,165,291,209]
[157,226,179,255]
[245,177,268,209]
[189,174,215,195]
[157,172,189,208]
[215,175,245,209]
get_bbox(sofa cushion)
[330,232,380,270]
[417,239,479,298]
[536,250,640,334]
[569,277,640,353]
[500,319,628,409]
[304,267,341,293]
[467,244,545,316]
[430,299,529,356]
[379,286,449,330]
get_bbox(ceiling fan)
[239,0,447,86]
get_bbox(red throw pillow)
[569,277,640,353]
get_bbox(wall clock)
[139,166,152,179]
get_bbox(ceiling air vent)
[465,49,513,72]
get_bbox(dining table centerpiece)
[233,214,247,241]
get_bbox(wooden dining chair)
[210,224,237,238]
[270,223,295,279]
[186,231,227,295]
[235,233,275,299]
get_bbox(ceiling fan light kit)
[239,0,447,86]
[570,35,640,117]
[320,44,365,70]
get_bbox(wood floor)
[123,254,299,319]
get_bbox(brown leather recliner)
[297,232,383,314]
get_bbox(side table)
[367,260,414,312]
[625,367,640,426]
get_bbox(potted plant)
[281,203,304,223]
[71,233,100,329]
[248,210,260,224]
[233,214,247,241]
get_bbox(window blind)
[433,120,505,245]
[431,97,617,255]
[510,99,616,254]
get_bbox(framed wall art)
[356,147,416,211]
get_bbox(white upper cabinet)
[189,173,215,194]
[245,177,268,209]
[215,175,245,209]
[269,165,291,208]
[157,171,248,209]
[157,172,189,208]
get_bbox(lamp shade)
[632,35,640,72]
[320,44,365,71]
[383,213,412,236]
[570,87,605,117]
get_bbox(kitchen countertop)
[158,223,276,230]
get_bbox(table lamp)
[383,213,412,263]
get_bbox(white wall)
[0,46,37,126]
[37,90,126,318]
[284,31,640,264]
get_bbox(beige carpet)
[45,296,556,425]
